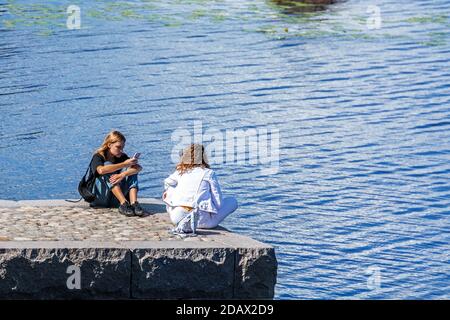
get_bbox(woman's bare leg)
[111,185,127,205]
[129,188,138,204]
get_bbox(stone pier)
[0,199,277,299]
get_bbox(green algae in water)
[164,20,183,27]
[3,20,16,28]
[268,0,316,10]
[421,32,449,47]
[146,13,164,22]
[87,10,105,19]
[190,9,207,20]
[2,0,448,44]
[404,15,448,24]
[86,8,125,21]
[121,9,145,19]
[248,4,260,12]
[4,1,67,31]
[139,2,158,10]
[5,3,26,16]
[36,29,53,36]
[256,25,279,34]
[211,11,227,22]
[105,2,137,10]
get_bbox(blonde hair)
[176,143,210,175]
[95,131,126,159]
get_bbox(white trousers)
[166,196,238,229]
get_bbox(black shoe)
[132,201,145,217]
[118,201,134,217]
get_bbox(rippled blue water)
[1,0,450,299]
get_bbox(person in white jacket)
[163,144,238,229]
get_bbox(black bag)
[78,159,96,203]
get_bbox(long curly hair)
[176,143,210,175]
[95,130,126,159]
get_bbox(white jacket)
[163,167,223,214]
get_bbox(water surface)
[1,0,450,299]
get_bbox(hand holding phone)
[133,152,141,159]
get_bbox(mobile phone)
[133,152,141,159]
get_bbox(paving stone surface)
[0,199,277,299]
[0,199,209,242]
